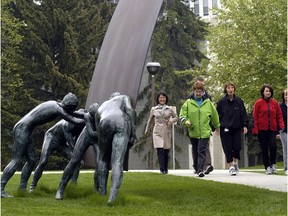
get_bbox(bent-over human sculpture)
[55,103,99,200]
[1,93,84,198]
[29,111,85,193]
[96,92,136,204]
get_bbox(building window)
[203,0,209,16]
[212,0,218,15]
[194,0,199,16]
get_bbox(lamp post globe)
[146,62,161,76]
[146,62,160,108]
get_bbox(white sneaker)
[266,166,272,175]
[229,166,237,176]
[285,170,288,175]
[234,163,239,174]
[271,164,277,174]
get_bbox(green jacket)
[179,98,220,139]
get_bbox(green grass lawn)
[1,171,287,216]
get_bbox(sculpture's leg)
[108,133,129,204]
[97,153,109,196]
[93,144,100,192]
[96,127,110,196]
[55,131,89,200]
[19,143,37,190]
[30,135,54,192]
[1,130,29,197]
[59,146,80,184]
[29,154,50,192]
[1,158,22,198]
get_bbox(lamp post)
[146,62,161,108]
[146,62,160,170]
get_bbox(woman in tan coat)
[145,91,178,174]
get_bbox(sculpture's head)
[61,93,78,113]
[110,92,121,99]
[88,103,99,117]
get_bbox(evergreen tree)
[1,0,28,167]
[1,0,114,169]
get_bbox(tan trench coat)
[145,105,178,149]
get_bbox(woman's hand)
[185,121,191,127]
[214,128,220,136]
[243,127,248,134]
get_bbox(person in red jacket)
[252,84,285,175]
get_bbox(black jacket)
[217,95,248,129]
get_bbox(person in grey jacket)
[216,81,248,175]
[145,91,178,174]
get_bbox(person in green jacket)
[179,81,220,177]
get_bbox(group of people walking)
[146,77,287,177]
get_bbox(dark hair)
[260,84,273,98]
[156,91,169,104]
[224,81,236,94]
[193,81,204,91]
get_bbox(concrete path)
[130,169,288,193]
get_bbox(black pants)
[157,148,169,172]
[220,128,242,163]
[190,138,209,174]
[258,130,277,169]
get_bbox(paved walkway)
[130,169,288,193]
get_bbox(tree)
[1,0,30,167]
[134,0,208,169]
[206,0,287,109]
[1,0,115,169]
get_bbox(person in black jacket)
[216,81,248,175]
[187,76,214,175]
[279,88,287,174]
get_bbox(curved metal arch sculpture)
[85,0,163,108]
[84,0,163,166]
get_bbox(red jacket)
[252,98,284,134]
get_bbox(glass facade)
[194,0,199,16]
[203,0,209,16]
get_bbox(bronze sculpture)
[95,93,136,204]
[55,103,99,200]
[29,111,85,193]
[1,93,84,198]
